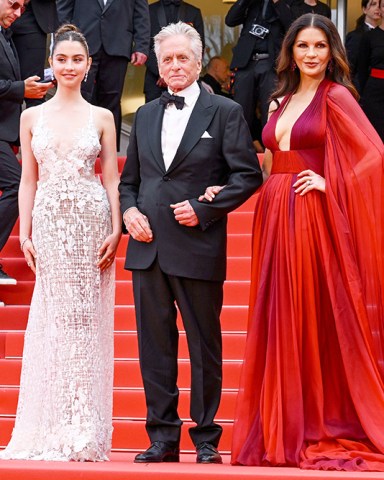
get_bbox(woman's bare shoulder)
[92,105,114,122]
[20,104,43,128]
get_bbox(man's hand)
[24,76,54,99]
[170,200,199,227]
[123,207,153,242]
[131,52,148,66]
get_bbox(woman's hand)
[198,185,226,202]
[22,239,37,275]
[97,232,122,271]
[293,170,325,196]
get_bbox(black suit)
[200,73,232,98]
[57,0,150,149]
[119,86,262,446]
[0,30,23,252]
[225,0,285,139]
[11,0,58,108]
[144,1,205,102]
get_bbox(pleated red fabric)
[231,79,384,471]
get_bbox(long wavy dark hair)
[271,14,358,105]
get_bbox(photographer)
[225,0,286,148]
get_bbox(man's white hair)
[154,21,203,62]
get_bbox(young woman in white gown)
[0,24,121,461]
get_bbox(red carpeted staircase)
[1,157,377,480]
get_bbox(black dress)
[345,22,372,90]
[357,27,384,141]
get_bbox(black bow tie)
[162,0,182,5]
[159,91,185,110]
[1,28,13,42]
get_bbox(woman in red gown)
[227,14,384,471]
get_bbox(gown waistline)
[271,150,323,175]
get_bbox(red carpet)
[1,156,378,479]
[1,453,384,480]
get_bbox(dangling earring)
[327,59,334,73]
[83,70,89,82]
[291,60,297,71]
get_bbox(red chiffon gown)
[231,79,384,471]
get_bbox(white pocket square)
[201,131,213,138]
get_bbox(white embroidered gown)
[0,106,115,461]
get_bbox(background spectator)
[357,0,384,141]
[11,0,58,108]
[346,0,381,89]
[0,0,52,289]
[200,56,232,97]
[225,0,286,151]
[144,0,204,103]
[57,0,150,151]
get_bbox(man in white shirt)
[119,21,262,464]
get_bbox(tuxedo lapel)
[0,34,20,80]
[167,89,218,174]
[97,0,105,10]
[103,0,116,13]
[148,101,166,172]
[157,3,167,28]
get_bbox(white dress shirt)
[161,81,200,171]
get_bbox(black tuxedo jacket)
[57,0,150,59]
[145,1,204,80]
[11,0,58,35]
[119,87,263,282]
[0,33,24,143]
[31,0,59,33]
[225,0,285,70]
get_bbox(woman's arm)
[19,108,39,273]
[98,108,122,270]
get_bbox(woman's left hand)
[97,232,121,271]
[293,170,325,196]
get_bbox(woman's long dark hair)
[270,14,358,104]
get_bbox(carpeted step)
[0,256,252,281]
[0,417,234,452]
[0,358,243,389]
[0,386,238,421]
[2,330,246,360]
[0,280,251,306]
[0,304,249,332]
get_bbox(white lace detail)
[0,106,115,462]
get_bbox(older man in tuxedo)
[0,0,53,287]
[57,0,150,150]
[119,22,262,464]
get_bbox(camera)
[249,23,269,39]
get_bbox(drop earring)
[327,59,334,73]
[84,70,89,82]
[291,61,297,71]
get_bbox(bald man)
[200,56,232,98]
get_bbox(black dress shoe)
[196,442,223,464]
[134,441,180,463]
